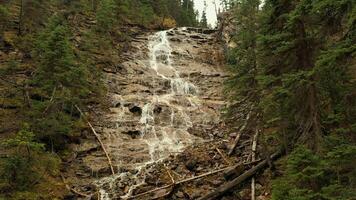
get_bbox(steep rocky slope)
[63,27,236,199]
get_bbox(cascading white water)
[96,30,201,199]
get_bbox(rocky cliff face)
[64,27,230,199]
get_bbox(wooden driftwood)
[199,149,283,200]
[75,105,115,175]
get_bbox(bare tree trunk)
[251,128,259,200]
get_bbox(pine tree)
[34,16,89,97]
[30,16,89,150]
[227,0,260,96]
[137,2,155,26]
[200,11,208,28]
[179,0,199,27]
[0,124,59,194]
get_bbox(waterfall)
[95,30,202,199]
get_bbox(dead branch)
[228,110,252,155]
[75,105,115,175]
[228,132,241,156]
[166,167,175,184]
[126,184,173,199]
[215,147,231,165]
[150,167,176,200]
[60,174,92,198]
[199,149,283,200]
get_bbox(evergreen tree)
[31,16,89,150]
[227,0,260,99]
[137,1,155,26]
[96,0,117,32]
[34,16,89,97]
[179,0,199,27]
[200,1,208,28]
[0,124,59,195]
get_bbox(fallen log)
[75,105,115,175]
[223,164,245,180]
[199,149,283,200]
[223,159,262,180]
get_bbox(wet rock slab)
[66,27,230,199]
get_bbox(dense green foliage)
[93,0,199,29]
[29,16,90,151]
[226,0,356,199]
[272,144,356,200]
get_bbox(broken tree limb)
[199,149,283,200]
[228,110,252,156]
[75,105,115,175]
[166,167,175,184]
[223,164,245,180]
